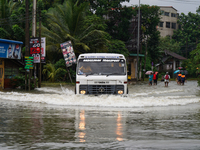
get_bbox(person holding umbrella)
[149,72,153,86]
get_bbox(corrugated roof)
[164,50,187,60]
[159,6,178,11]
[0,38,23,44]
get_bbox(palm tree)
[41,0,108,55]
[43,62,67,82]
[0,0,23,39]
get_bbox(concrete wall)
[158,7,178,37]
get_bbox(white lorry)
[75,53,128,95]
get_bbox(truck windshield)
[77,59,126,75]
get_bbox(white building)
[157,6,179,38]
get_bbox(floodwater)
[0,81,200,149]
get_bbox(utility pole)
[32,0,36,37]
[32,0,37,88]
[25,0,30,90]
[38,10,42,88]
[136,0,140,81]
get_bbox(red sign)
[30,47,40,54]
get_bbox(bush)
[11,68,37,89]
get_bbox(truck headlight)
[80,90,86,94]
[118,90,123,94]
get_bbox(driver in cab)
[78,64,92,75]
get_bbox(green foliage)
[140,5,161,63]
[0,27,10,38]
[105,6,135,42]
[42,0,108,60]
[173,12,200,57]
[81,0,130,17]
[197,6,200,14]
[0,0,26,43]
[11,68,36,89]
[12,24,25,41]
[54,59,76,81]
[158,36,180,53]
[43,62,67,82]
[76,0,133,42]
[186,43,200,85]
[83,15,107,31]
[55,59,66,69]
[142,54,152,72]
[107,39,129,57]
[147,31,160,63]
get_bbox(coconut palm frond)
[75,43,90,51]
[42,0,107,57]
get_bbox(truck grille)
[88,85,115,94]
[80,85,124,94]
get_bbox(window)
[160,10,165,15]
[160,22,164,27]
[172,23,176,29]
[166,22,170,28]
[171,13,176,17]
[164,12,169,16]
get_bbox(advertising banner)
[30,37,46,63]
[0,43,21,59]
[41,37,46,63]
[60,41,76,67]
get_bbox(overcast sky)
[122,0,200,14]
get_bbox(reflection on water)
[78,110,86,142]
[116,112,123,141]
[0,101,200,149]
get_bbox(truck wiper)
[85,73,93,76]
[85,73,98,76]
[106,73,119,76]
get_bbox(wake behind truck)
[75,53,128,95]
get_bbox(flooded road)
[0,81,200,149]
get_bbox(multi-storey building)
[157,6,179,38]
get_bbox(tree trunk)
[143,38,148,81]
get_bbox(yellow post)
[0,59,4,89]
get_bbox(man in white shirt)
[164,72,170,87]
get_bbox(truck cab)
[75,53,128,95]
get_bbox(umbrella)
[174,70,180,74]
[155,72,158,75]
[145,71,153,75]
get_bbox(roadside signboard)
[41,37,46,63]
[0,39,22,59]
[29,37,46,63]
[60,41,76,67]
[25,56,33,69]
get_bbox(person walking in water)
[153,72,158,85]
[177,72,182,85]
[181,73,186,85]
[149,72,153,86]
[164,72,170,87]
